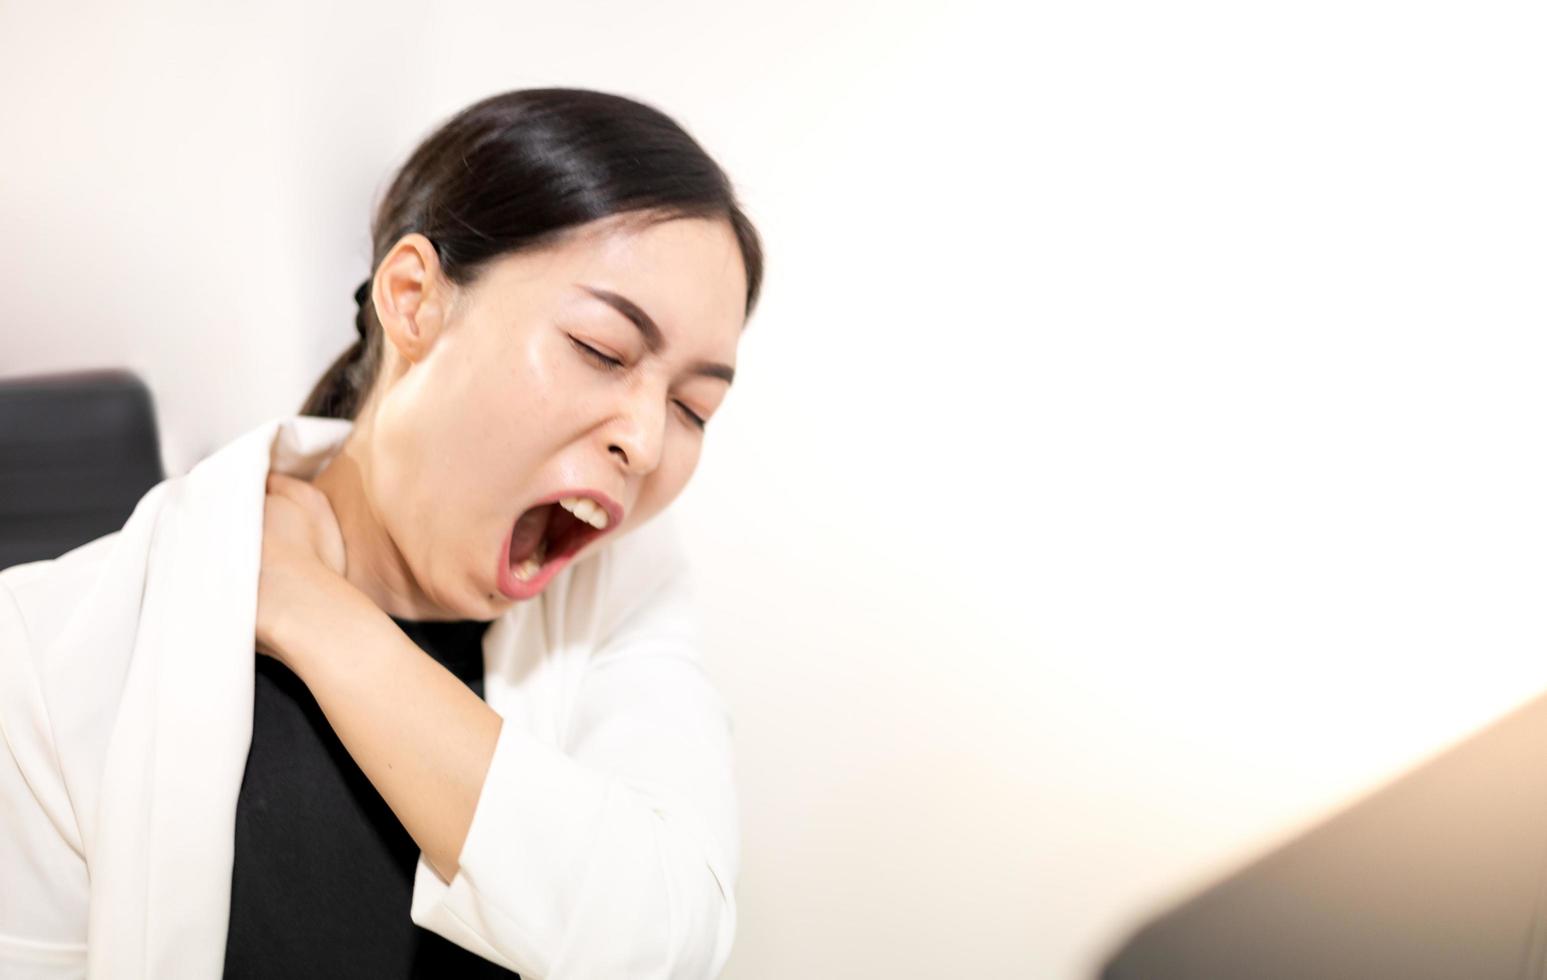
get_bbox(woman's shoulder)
[0,530,124,655]
[0,462,179,655]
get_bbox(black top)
[223,616,521,979]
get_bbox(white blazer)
[0,414,740,979]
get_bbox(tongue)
[508,504,553,567]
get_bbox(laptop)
[1098,688,1547,979]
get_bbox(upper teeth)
[558,496,610,530]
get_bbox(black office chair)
[0,369,166,570]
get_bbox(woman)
[0,88,763,979]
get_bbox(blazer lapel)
[64,415,352,978]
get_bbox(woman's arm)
[263,566,501,884]
[0,576,90,975]
[407,556,740,978]
[257,476,739,977]
[256,471,500,883]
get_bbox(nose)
[605,384,666,476]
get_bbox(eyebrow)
[577,284,736,386]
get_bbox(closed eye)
[571,336,624,370]
[678,404,707,430]
[570,336,709,431]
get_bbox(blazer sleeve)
[0,576,90,978]
[409,519,741,979]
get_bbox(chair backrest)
[0,369,165,570]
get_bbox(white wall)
[3,2,1544,976]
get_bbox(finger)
[266,472,304,497]
[266,473,314,506]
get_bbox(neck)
[310,426,449,622]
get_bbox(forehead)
[479,213,747,351]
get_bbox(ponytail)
[299,278,382,420]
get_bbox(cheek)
[669,436,704,487]
[452,341,556,472]
[475,335,576,441]
[643,448,701,517]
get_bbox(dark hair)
[300,87,765,421]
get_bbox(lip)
[493,489,625,601]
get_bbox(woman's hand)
[256,472,349,662]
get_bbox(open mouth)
[499,498,612,597]
[514,502,597,567]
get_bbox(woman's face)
[349,212,746,620]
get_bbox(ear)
[370,233,454,365]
